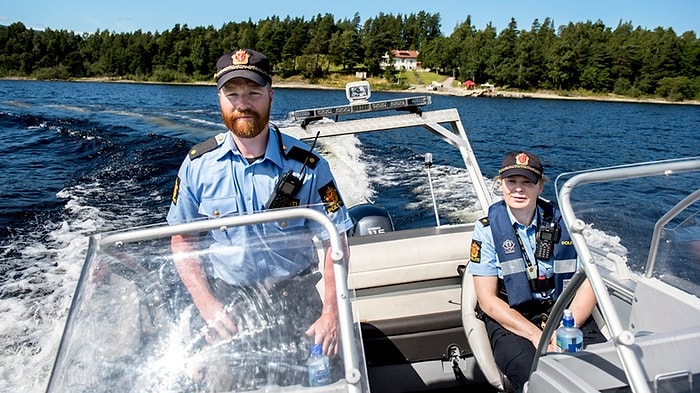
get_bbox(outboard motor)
[348,203,395,236]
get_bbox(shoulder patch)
[286,146,319,169]
[188,135,220,160]
[171,176,180,205]
[479,216,490,226]
[319,180,344,213]
[470,239,482,263]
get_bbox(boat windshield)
[46,207,369,393]
[654,208,700,294]
[556,157,700,297]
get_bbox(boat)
[45,82,700,392]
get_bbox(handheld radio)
[264,131,320,210]
[265,170,302,209]
[535,221,560,260]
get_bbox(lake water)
[0,80,698,391]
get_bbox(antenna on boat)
[425,153,441,227]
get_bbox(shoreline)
[272,79,700,106]
[4,76,698,106]
[480,89,700,106]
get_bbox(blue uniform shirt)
[167,127,353,285]
[468,206,556,300]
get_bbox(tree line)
[1,12,699,101]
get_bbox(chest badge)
[502,238,516,254]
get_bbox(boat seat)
[459,264,512,392]
[459,264,610,393]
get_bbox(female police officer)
[467,151,602,392]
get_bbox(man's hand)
[307,238,348,357]
[305,312,339,357]
[197,297,238,343]
[171,234,238,344]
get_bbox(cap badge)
[516,153,530,166]
[231,50,250,65]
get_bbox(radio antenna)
[299,131,321,177]
[425,153,441,227]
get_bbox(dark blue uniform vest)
[488,199,577,308]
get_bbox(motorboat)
[45,82,700,392]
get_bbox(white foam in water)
[365,150,487,225]
[0,221,88,392]
[317,135,374,207]
[0,177,161,392]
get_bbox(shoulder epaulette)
[188,136,220,160]
[286,145,319,169]
[479,216,490,226]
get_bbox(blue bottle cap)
[311,343,323,355]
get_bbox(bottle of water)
[307,343,331,386]
[556,308,583,353]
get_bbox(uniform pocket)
[198,197,239,218]
[271,217,306,231]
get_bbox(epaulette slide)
[479,216,490,226]
[188,136,219,160]
[286,145,319,169]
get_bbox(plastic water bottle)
[556,309,583,352]
[307,343,331,386]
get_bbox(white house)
[380,50,420,70]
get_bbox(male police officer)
[167,49,352,388]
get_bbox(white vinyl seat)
[460,264,512,392]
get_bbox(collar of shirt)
[214,127,286,169]
[505,206,539,232]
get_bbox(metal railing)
[546,157,700,393]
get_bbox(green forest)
[1,12,699,101]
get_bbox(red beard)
[222,107,270,139]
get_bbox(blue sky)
[2,0,698,36]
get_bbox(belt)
[263,266,315,290]
[209,266,318,301]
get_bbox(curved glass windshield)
[47,208,368,392]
